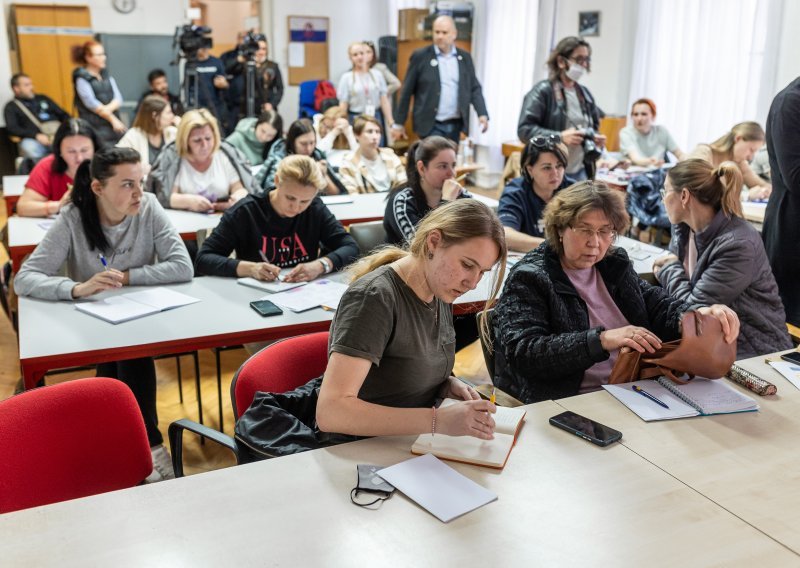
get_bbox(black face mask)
[350,464,395,508]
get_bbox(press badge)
[364,103,376,117]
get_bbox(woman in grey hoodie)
[15,147,193,482]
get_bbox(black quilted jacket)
[493,242,688,403]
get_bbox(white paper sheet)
[264,279,348,312]
[768,361,800,390]
[288,42,305,67]
[376,454,497,523]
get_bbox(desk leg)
[21,365,46,391]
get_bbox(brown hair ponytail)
[666,159,743,218]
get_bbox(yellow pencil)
[490,386,496,405]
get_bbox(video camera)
[239,30,266,60]
[175,25,213,60]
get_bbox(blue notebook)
[603,377,758,422]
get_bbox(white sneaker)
[146,444,176,483]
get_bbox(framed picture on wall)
[578,11,600,36]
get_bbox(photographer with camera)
[174,26,229,133]
[517,36,606,180]
[225,32,283,124]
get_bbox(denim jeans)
[18,138,50,160]
[427,119,462,143]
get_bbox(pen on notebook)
[632,385,669,409]
[259,251,283,280]
[99,254,109,271]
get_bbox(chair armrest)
[168,418,240,477]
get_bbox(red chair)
[169,332,330,476]
[0,377,152,514]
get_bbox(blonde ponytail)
[714,161,743,218]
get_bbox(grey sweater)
[15,192,193,301]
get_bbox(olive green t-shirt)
[329,265,456,408]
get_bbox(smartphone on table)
[549,411,622,447]
[249,299,283,317]
[780,351,800,365]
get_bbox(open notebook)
[411,399,526,469]
[603,378,758,422]
[237,275,307,294]
[74,288,200,324]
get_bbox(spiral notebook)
[603,378,758,422]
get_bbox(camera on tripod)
[580,127,603,162]
[239,30,265,60]
[175,25,213,60]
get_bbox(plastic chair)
[169,332,330,476]
[0,377,152,514]
[298,80,320,118]
[348,220,388,256]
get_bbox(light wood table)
[1,399,794,566]
[742,201,766,232]
[559,350,800,555]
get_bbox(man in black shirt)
[136,69,184,118]
[225,35,284,125]
[3,74,69,160]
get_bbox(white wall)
[774,0,800,94]
[553,0,637,116]
[264,0,391,121]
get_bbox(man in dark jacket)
[225,35,284,123]
[3,74,69,160]
[136,69,184,118]
[764,77,800,326]
[392,16,488,142]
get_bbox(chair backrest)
[298,80,320,118]
[349,220,388,256]
[231,331,330,419]
[476,308,496,379]
[0,377,152,514]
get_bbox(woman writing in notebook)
[14,147,193,482]
[653,159,791,358]
[492,181,739,404]
[316,199,506,440]
[195,154,358,284]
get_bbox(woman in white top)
[168,108,248,212]
[363,40,401,97]
[619,98,685,167]
[315,106,357,169]
[337,43,397,138]
[117,95,177,176]
[338,115,406,194]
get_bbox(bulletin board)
[287,15,329,85]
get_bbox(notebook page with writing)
[658,377,758,415]
[376,454,497,523]
[603,382,699,422]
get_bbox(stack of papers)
[265,279,349,312]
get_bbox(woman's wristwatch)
[318,257,333,274]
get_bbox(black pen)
[632,385,670,409]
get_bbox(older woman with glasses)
[517,36,606,181]
[498,134,574,252]
[492,180,739,404]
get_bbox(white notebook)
[411,399,526,469]
[74,287,200,324]
[376,454,497,523]
[237,276,307,294]
[265,279,349,312]
[603,378,758,422]
[320,195,354,205]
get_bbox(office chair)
[0,377,152,514]
[348,220,388,256]
[298,80,320,118]
[169,332,330,476]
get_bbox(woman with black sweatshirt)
[196,154,358,283]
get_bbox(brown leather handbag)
[608,310,737,385]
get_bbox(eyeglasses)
[569,56,591,66]
[569,226,618,242]
[530,134,562,149]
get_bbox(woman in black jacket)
[516,37,605,181]
[493,180,739,404]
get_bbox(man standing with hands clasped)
[392,15,489,143]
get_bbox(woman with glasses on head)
[619,98,685,167]
[492,180,739,404]
[653,159,791,358]
[498,135,574,252]
[517,36,606,181]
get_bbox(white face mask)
[565,62,586,83]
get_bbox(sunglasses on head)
[529,134,562,149]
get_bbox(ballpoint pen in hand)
[632,385,669,409]
[99,254,109,271]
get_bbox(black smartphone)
[549,411,622,447]
[780,351,800,365]
[249,299,283,317]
